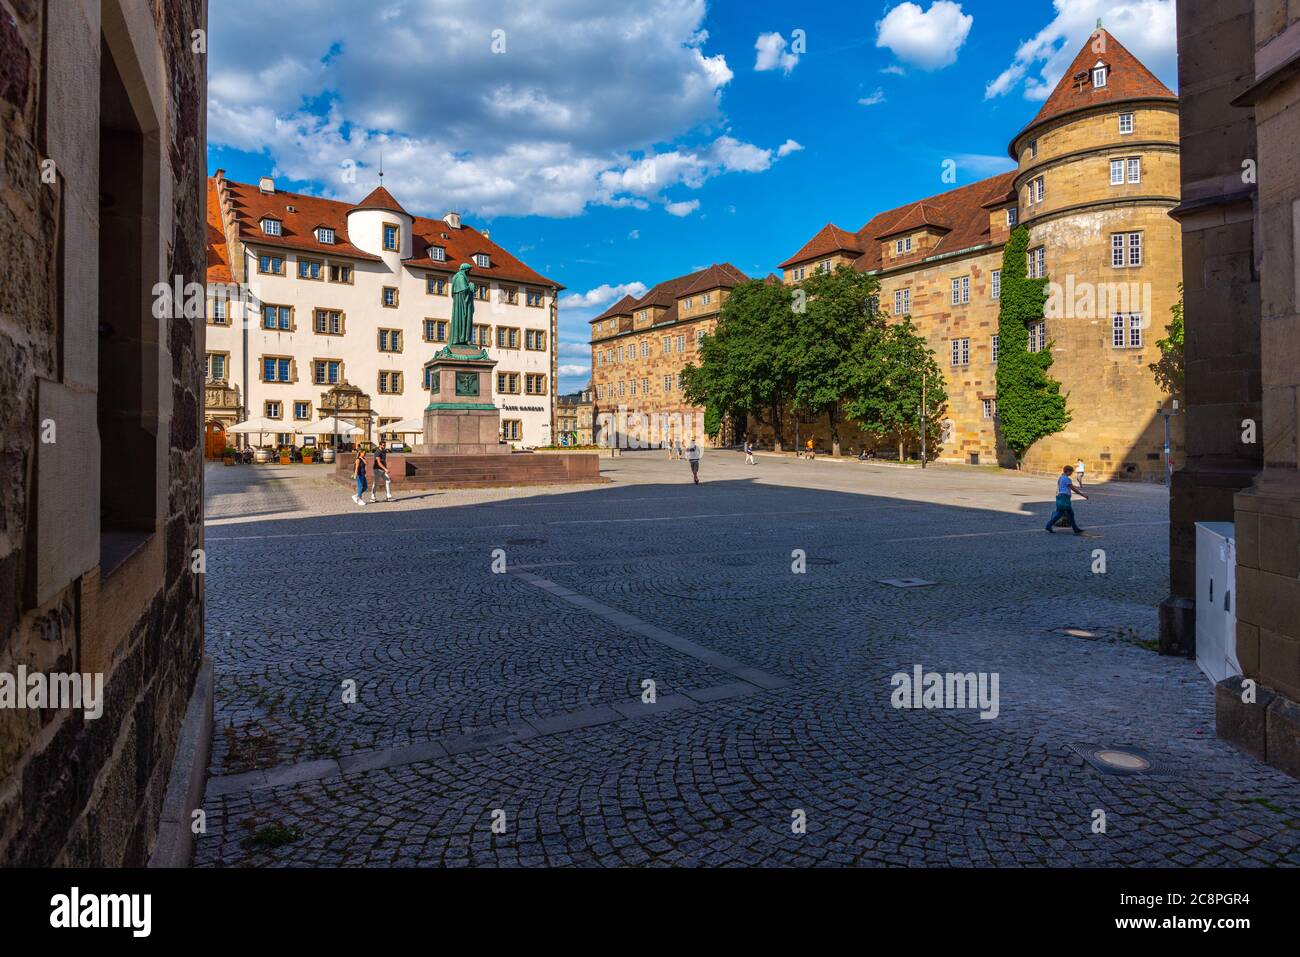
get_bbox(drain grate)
[878,578,937,588]
[1066,742,1163,776]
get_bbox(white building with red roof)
[204,172,563,450]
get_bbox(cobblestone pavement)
[196,453,1300,867]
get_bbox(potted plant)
[301,446,314,464]
[222,446,238,465]
[279,446,292,465]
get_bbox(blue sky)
[206,0,1177,394]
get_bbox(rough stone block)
[1216,674,1274,761]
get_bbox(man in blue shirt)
[1045,465,1088,534]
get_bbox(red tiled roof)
[778,224,864,269]
[350,184,409,216]
[1015,28,1176,148]
[875,200,952,239]
[206,178,233,284]
[680,262,748,296]
[591,294,638,323]
[210,176,561,288]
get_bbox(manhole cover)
[878,578,937,588]
[1066,743,1160,776]
[504,538,546,546]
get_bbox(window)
[618,381,626,398]
[895,237,913,254]
[990,334,999,364]
[526,288,544,307]
[525,374,546,396]
[1111,232,1142,267]
[502,286,518,305]
[991,269,1001,301]
[684,297,694,310]
[1110,159,1125,185]
[893,288,910,315]
[982,398,997,419]
[1028,321,1046,353]
[473,253,490,268]
[640,341,649,357]
[1034,177,1045,204]
[382,286,398,307]
[210,297,227,324]
[1028,246,1046,279]
[1007,208,1018,227]
[424,319,448,342]
[496,372,519,394]
[312,359,342,385]
[950,337,970,366]
[378,329,402,352]
[293,401,311,420]
[262,356,293,382]
[1093,64,1107,88]
[429,245,446,262]
[328,263,352,283]
[260,217,281,236]
[297,258,323,280]
[817,260,831,274]
[663,374,673,391]
[475,284,490,302]
[1118,112,1134,135]
[951,276,970,305]
[662,336,670,355]
[792,266,805,281]
[382,223,399,251]
[1029,139,1038,159]
[377,371,403,394]
[1127,157,1141,184]
[675,335,685,353]
[1112,313,1144,348]
[258,253,284,275]
[472,324,491,347]
[496,327,520,349]
[501,419,522,442]
[205,353,227,381]
[262,304,292,330]
[313,308,343,335]
[265,401,282,418]
[315,227,335,244]
[641,378,649,394]
[525,329,546,351]
[696,330,705,349]
[427,276,447,295]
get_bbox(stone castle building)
[0,0,208,864]
[779,29,1184,480]
[589,264,750,447]
[205,173,562,451]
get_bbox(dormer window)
[895,237,912,254]
[315,227,335,244]
[429,246,446,262]
[473,253,490,268]
[1092,63,1107,88]
[260,217,281,236]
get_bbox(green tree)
[994,225,1069,462]
[1149,283,1184,398]
[790,266,886,455]
[682,279,798,449]
[843,317,948,461]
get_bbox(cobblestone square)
[196,455,1300,867]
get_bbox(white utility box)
[1195,521,1240,684]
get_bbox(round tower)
[345,184,413,269]
[1008,27,1182,482]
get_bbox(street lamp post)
[1158,398,1181,487]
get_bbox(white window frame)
[1093,64,1107,88]
[1110,159,1125,185]
[1127,157,1141,184]
[990,334,999,364]
[1118,112,1134,134]
[315,227,335,244]
[260,217,281,236]
[474,253,491,268]
[991,270,1001,301]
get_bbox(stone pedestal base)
[416,345,510,455]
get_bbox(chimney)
[443,211,461,229]
[481,229,490,240]
[259,176,275,194]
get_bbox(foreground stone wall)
[0,0,207,864]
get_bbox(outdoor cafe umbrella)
[227,416,291,446]
[301,416,364,448]
[378,417,424,434]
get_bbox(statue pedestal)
[416,345,510,455]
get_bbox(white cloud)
[665,200,701,217]
[881,64,907,76]
[876,1,973,70]
[558,282,649,311]
[858,88,887,106]
[558,341,594,358]
[776,139,804,158]
[558,364,591,377]
[628,229,640,240]
[206,0,793,218]
[953,152,1017,175]
[754,31,800,74]
[985,0,1176,101]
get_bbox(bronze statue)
[450,263,476,346]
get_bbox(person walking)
[351,449,369,506]
[370,445,393,502]
[1075,457,1086,488]
[805,438,815,461]
[1045,465,1087,534]
[686,439,702,484]
[674,437,684,461]
[744,438,755,465]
